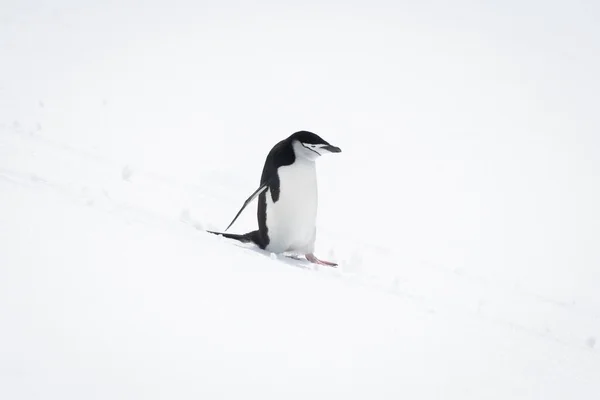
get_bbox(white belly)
[265,159,318,254]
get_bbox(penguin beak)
[322,145,342,153]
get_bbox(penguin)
[208,130,342,266]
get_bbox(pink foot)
[306,253,338,267]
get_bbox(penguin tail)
[206,230,262,246]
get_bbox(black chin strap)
[300,142,321,156]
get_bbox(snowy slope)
[2,1,600,399]
[2,123,599,399]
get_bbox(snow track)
[1,125,599,400]
[2,1,600,396]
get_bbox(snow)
[1,1,600,399]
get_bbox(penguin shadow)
[226,241,315,270]
[200,225,339,271]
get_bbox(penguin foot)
[306,253,338,267]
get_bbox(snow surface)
[1,1,600,399]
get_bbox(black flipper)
[223,182,269,232]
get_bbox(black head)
[287,131,341,160]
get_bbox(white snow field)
[1,1,600,399]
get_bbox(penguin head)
[289,131,342,161]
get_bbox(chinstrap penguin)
[208,130,341,266]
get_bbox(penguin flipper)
[224,181,269,232]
